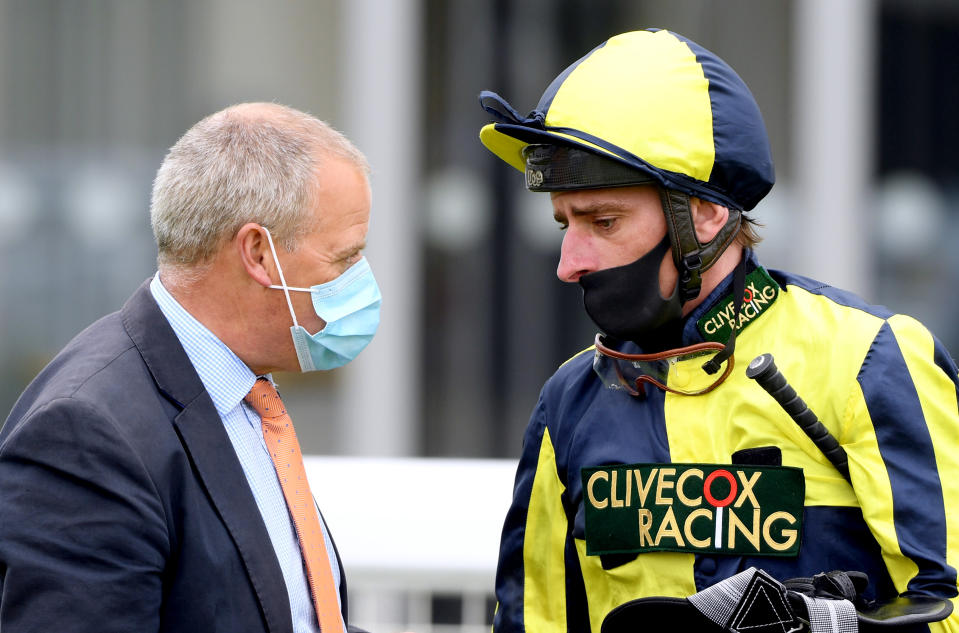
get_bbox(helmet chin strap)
[658,188,742,304]
[658,188,744,374]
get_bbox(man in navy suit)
[0,103,380,632]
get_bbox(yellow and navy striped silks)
[492,251,959,633]
[478,29,774,211]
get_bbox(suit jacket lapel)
[121,278,294,633]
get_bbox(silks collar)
[693,256,780,345]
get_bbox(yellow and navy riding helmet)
[478,29,775,302]
[478,28,774,212]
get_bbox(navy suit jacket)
[0,279,363,633]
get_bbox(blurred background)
[1,0,958,630]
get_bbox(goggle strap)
[595,334,725,362]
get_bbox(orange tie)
[244,378,343,632]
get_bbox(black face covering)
[579,235,683,347]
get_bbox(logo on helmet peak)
[526,169,544,189]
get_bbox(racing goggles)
[592,333,734,396]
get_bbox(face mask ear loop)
[262,227,300,329]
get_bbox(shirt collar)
[149,273,257,416]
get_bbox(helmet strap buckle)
[679,254,703,303]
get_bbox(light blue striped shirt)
[150,273,342,632]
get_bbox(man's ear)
[690,197,730,244]
[236,223,276,287]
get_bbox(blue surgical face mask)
[263,228,382,372]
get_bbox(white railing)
[304,456,518,632]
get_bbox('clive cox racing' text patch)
[582,463,804,557]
